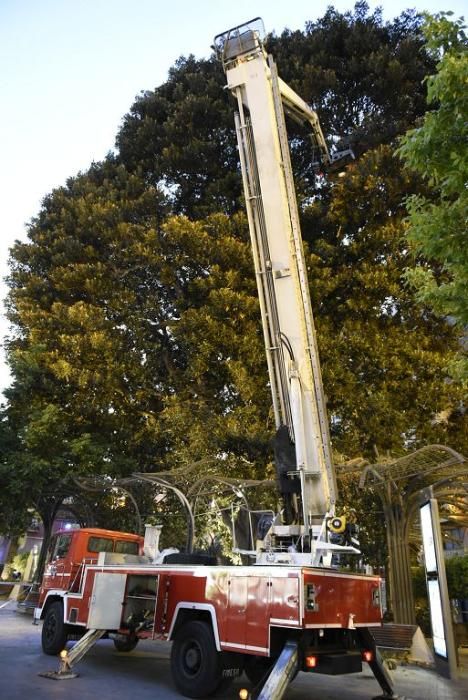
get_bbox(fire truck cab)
[41,527,144,596]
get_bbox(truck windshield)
[53,534,72,560]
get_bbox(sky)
[0,0,466,395]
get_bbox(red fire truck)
[36,19,396,700]
[36,525,386,698]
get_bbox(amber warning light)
[305,655,318,669]
[362,650,374,663]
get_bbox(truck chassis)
[36,557,394,698]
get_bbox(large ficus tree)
[116,2,435,217]
[4,166,273,529]
[3,4,466,553]
[306,145,467,458]
[6,161,168,477]
[269,2,434,159]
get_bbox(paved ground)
[1,600,468,700]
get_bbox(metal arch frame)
[186,474,277,553]
[359,445,466,488]
[75,466,277,556]
[357,444,467,624]
[131,473,196,554]
[73,476,143,534]
[187,474,275,501]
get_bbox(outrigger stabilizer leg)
[256,639,299,700]
[357,628,400,700]
[39,628,106,680]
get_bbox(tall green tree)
[116,3,434,217]
[5,160,168,500]
[5,164,274,520]
[4,4,465,548]
[116,56,240,219]
[152,213,272,477]
[306,145,467,458]
[397,13,467,381]
[270,2,434,160]
[0,406,31,537]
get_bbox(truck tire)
[170,620,225,698]
[41,601,68,655]
[113,635,139,652]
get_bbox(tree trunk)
[33,497,63,586]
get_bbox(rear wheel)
[171,620,236,698]
[41,601,68,655]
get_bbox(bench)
[371,624,434,666]
[371,624,417,651]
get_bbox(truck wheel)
[170,620,223,698]
[114,635,139,652]
[41,601,68,655]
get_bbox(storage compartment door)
[270,575,300,625]
[227,576,248,644]
[88,572,127,629]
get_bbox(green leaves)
[306,145,466,458]
[4,162,170,523]
[398,13,467,380]
[117,56,240,218]
[3,6,466,542]
[153,214,272,478]
[269,2,434,163]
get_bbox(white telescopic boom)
[215,21,337,527]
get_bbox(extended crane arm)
[215,19,356,562]
[276,77,329,166]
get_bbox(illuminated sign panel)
[427,579,447,658]
[420,501,448,660]
[420,502,437,573]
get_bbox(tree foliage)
[270,2,434,159]
[307,145,466,457]
[413,556,468,601]
[4,168,274,525]
[397,13,467,381]
[2,4,466,543]
[117,2,434,216]
[0,406,31,536]
[116,56,240,219]
[6,161,168,479]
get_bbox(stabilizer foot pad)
[38,671,79,680]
